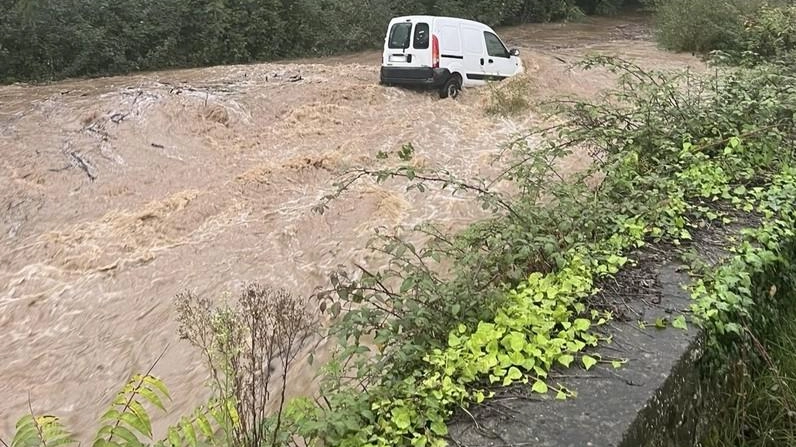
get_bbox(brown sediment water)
[0,14,702,441]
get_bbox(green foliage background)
[0,0,633,83]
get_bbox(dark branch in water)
[68,152,96,182]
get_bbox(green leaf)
[100,408,121,424]
[225,400,240,427]
[391,407,412,431]
[572,318,591,332]
[655,317,667,329]
[182,419,197,447]
[107,425,144,446]
[120,410,150,439]
[557,354,575,368]
[448,332,461,348]
[196,413,213,439]
[128,400,153,437]
[430,420,448,436]
[12,416,38,447]
[142,375,170,400]
[167,427,182,447]
[138,387,166,412]
[582,355,598,371]
[672,315,688,330]
[411,436,428,447]
[503,367,523,386]
[46,436,77,447]
[400,277,415,293]
[531,380,549,394]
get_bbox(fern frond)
[93,374,169,447]
[158,400,233,447]
[12,415,76,447]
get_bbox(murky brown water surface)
[0,14,701,440]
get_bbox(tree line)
[0,0,633,83]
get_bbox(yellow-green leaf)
[108,425,144,446]
[181,420,197,447]
[196,413,214,439]
[120,411,149,439]
[138,387,166,412]
[430,420,448,436]
[391,407,412,431]
[531,380,548,394]
[143,376,170,400]
[557,354,574,368]
[225,400,240,427]
[167,427,181,447]
[503,367,523,386]
[582,355,598,371]
[129,400,153,437]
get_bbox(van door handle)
[480,58,484,65]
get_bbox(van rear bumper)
[380,67,451,87]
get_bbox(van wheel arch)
[439,73,463,99]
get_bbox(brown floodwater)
[0,14,702,441]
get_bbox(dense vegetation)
[0,0,635,83]
[5,1,796,447]
[650,0,796,54]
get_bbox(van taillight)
[432,35,439,68]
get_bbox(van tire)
[439,75,462,99]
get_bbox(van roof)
[389,15,489,28]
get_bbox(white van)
[379,16,523,98]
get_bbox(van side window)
[484,32,509,58]
[388,23,412,49]
[413,23,430,49]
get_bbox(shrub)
[741,5,796,58]
[651,0,769,53]
[484,75,533,116]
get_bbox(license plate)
[389,54,408,63]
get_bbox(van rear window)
[388,23,412,49]
[413,23,429,49]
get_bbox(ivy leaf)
[531,380,548,394]
[411,436,428,447]
[655,317,667,329]
[503,367,523,386]
[582,355,598,371]
[557,354,575,368]
[448,332,461,348]
[572,318,591,332]
[430,420,448,436]
[391,407,412,431]
[672,315,688,330]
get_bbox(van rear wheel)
[439,76,462,99]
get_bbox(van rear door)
[383,19,432,67]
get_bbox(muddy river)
[0,14,701,440]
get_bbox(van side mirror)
[510,48,520,57]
